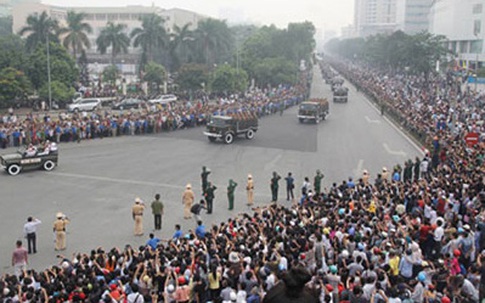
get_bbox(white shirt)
[24,219,41,235]
[127,292,144,303]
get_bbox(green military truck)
[204,114,259,144]
[297,98,329,124]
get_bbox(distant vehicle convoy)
[204,113,259,144]
[333,87,349,103]
[298,98,329,124]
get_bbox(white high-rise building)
[354,0,398,37]
[429,0,485,70]
[396,0,432,34]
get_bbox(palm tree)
[169,23,194,70]
[130,13,167,62]
[194,18,233,66]
[96,22,130,65]
[19,11,59,51]
[59,11,92,60]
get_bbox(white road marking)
[354,159,364,178]
[264,154,282,172]
[365,116,381,124]
[383,143,407,157]
[49,172,184,189]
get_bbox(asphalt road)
[0,66,422,273]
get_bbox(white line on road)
[264,154,282,172]
[365,116,381,124]
[383,143,407,157]
[354,159,364,178]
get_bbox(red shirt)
[419,225,431,242]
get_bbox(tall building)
[354,0,397,37]
[12,3,207,75]
[429,0,485,70]
[396,0,432,34]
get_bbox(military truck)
[297,98,329,124]
[333,86,349,103]
[204,112,259,144]
[331,78,344,92]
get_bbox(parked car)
[1,147,58,176]
[112,98,144,110]
[204,114,259,144]
[67,98,101,112]
[148,94,178,105]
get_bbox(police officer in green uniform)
[270,171,281,202]
[314,170,324,196]
[201,166,211,195]
[204,182,216,214]
[227,179,238,210]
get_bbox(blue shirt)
[173,230,182,239]
[146,237,160,250]
[195,225,206,238]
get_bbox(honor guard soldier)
[314,170,324,195]
[227,179,238,210]
[201,166,211,194]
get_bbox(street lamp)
[46,32,52,111]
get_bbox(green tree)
[169,23,194,71]
[252,57,297,87]
[96,22,130,64]
[39,80,75,103]
[0,67,31,108]
[27,42,78,90]
[102,65,119,85]
[19,11,59,52]
[143,61,166,93]
[130,14,167,63]
[0,16,13,37]
[0,35,28,71]
[59,11,92,60]
[195,18,233,66]
[210,64,248,94]
[175,63,209,91]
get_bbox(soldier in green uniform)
[227,179,238,210]
[151,193,164,230]
[270,171,281,203]
[201,166,211,195]
[314,170,324,195]
[204,182,216,214]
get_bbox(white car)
[148,94,178,105]
[67,98,102,112]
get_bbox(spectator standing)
[284,172,295,202]
[23,216,41,254]
[11,240,28,277]
[150,194,163,230]
[132,197,145,236]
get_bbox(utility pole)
[46,32,52,111]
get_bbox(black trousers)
[27,233,36,253]
[286,186,294,200]
[271,188,278,202]
[154,214,162,230]
[206,199,213,214]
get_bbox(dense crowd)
[1,61,484,303]
[0,84,308,148]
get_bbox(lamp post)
[46,33,52,111]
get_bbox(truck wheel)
[43,160,56,171]
[299,118,304,123]
[245,129,255,140]
[224,133,234,144]
[208,136,216,142]
[7,164,21,176]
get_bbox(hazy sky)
[43,0,354,34]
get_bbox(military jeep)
[204,114,259,144]
[1,147,58,176]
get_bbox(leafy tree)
[131,14,167,63]
[286,22,316,63]
[0,35,28,71]
[59,11,92,60]
[39,80,75,103]
[27,42,78,90]
[19,11,59,52]
[169,23,194,71]
[96,22,130,64]
[210,64,248,94]
[175,63,209,91]
[0,67,31,108]
[143,61,166,93]
[102,65,119,85]
[195,18,233,66]
[78,50,90,86]
[0,16,13,37]
[252,57,297,87]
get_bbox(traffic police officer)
[53,212,69,251]
[132,197,145,236]
[182,184,195,219]
[246,174,254,206]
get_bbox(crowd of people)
[1,60,484,303]
[0,84,308,149]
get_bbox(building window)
[107,13,118,21]
[473,4,483,14]
[84,14,94,21]
[471,40,483,53]
[95,14,106,21]
[459,41,469,53]
[474,20,481,35]
[119,13,130,20]
[131,13,140,20]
